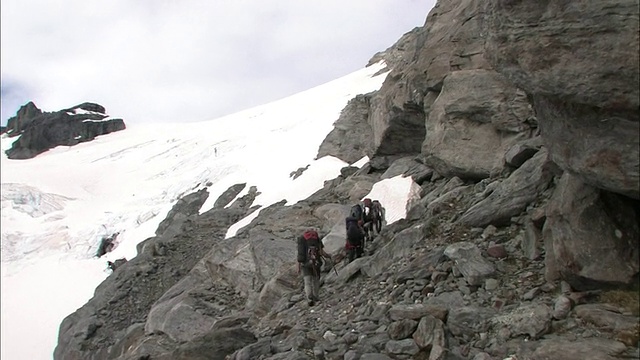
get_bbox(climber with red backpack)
[297,229,330,306]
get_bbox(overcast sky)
[1,0,436,125]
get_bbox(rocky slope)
[54,0,639,359]
[3,101,126,159]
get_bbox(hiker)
[371,200,385,234]
[345,216,365,262]
[297,229,329,306]
[348,200,372,241]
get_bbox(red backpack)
[303,230,321,265]
[303,230,319,241]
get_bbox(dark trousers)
[347,245,363,262]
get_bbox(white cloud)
[0,0,436,125]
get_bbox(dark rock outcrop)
[4,101,126,159]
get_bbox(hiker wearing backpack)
[297,229,329,306]
[345,216,365,262]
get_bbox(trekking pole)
[323,254,339,276]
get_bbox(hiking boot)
[307,296,315,306]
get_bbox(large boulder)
[543,173,640,290]
[423,69,535,179]
[4,102,126,159]
[458,149,557,227]
[483,0,640,199]
[144,262,245,343]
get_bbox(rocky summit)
[54,0,638,359]
[3,101,126,159]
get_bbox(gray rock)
[472,352,493,360]
[484,0,640,199]
[362,224,430,277]
[458,149,557,227]
[521,218,542,260]
[412,315,446,350]
[317,93,375,164]
[447,306,496,338]
[172,327,257,360]
[254,264,300,317]
[342,331,359,345]
[504,143,539,168]
[213,183,247,209]
[492,303,553,339]
[388,304,448,322]
[387,319,418,340]
[384,338,420,356]
[484,278,499,292]
[444,242,496,286]
[523,338,627,360]
[543,173,639,289]
[522,287,541,301]
[425,291,465,310]
[381,156,434,184]
[574,304,640,333]
[552,296,573,320]
[423,69,534,180]
[344,350,360,360]
[235,338,273,360]
[360,354,393,360]
[264,350,312,360]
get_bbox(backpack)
[303,230,321,266]
[363,198,375,222]
[350,204,363,221]
[371,200,381,218]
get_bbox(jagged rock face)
[483,0,640,199]
[423,69,535,179]
[321,27,434,163]
[366,26,429,158]
[4,102,126,159]
[369,0,537,180]
[418,0,492,91]
[367,27,424,72]
[3,101,43,134]
[317,94,374,163]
